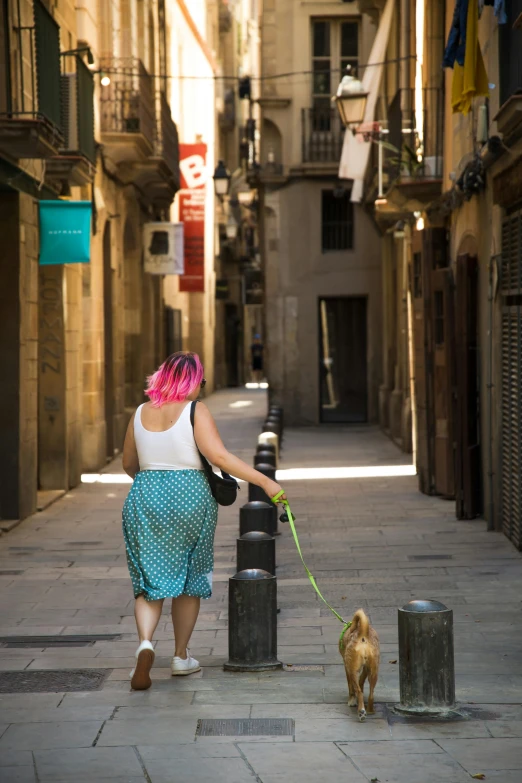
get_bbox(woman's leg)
[134,595,164,642]
[171,595,200,658]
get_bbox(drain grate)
[0,570,24,576]
[408,554,453,561]
[197,718,294,737]
[0,669,112,693]
[0,634,122,649]
[283,664,324,673]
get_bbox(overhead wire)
[94,54,416,83]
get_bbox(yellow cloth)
[451,0,489,114]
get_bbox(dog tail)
[351,609,370,640]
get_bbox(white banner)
[143,222,184,275]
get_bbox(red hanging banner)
[179,143,207,293]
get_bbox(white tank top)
[134,402,203,471]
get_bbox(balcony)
[247,161,287,187]
[139,92,180,209]
[375,88,443,221]
[99,57,155,173]
[0,0,64,159]
[301,107,345,168]
[99,60,179,208]
[46,56,96,189]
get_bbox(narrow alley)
[0,389,521,782]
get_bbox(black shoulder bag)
[190,401,239,506]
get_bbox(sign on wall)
[143,222,184,275]
[179,143,207,293]
[39,201,92,265]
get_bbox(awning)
[338,0,395,202]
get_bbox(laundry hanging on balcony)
[39,200,92,265]
[478,0,507,24]
[338,0,395,202]
[443,0,489,114]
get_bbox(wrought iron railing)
[386,88,443,180]
[99,57,155,148]
[0,0,62,130]
[154,91,179,174]
[301,107,345,163]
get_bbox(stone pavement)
[1,388,522,782]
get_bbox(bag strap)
[190,400,211,473]
[190,400,238,486]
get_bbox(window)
[312,18,358,125]
[322,190,354,251]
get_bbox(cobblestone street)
[1,389,522,782]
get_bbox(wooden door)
[319,297,367,423]
[455,254,482,518]
[431,268,456,497]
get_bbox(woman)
[122,351,284,690]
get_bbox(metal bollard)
[224,569,282,672]
[264,418,281,437]
[249,463,276,506]
[240,501,277,536]
[257,442,276,455]
[237,531,276,575]
[398,599,455,714]
[258,432,279,462]
[254,450,276,468]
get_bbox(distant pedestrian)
[121,351,284,690]
[251,334,264,383]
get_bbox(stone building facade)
[1,0,254,525]
[356,0,522,548]
[253,1,383,426]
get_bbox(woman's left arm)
[122,412,140,479]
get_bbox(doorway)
[103,221,115,460]
[455,254,482,518]
[319,297,367,423]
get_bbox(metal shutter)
[500,209,522,549]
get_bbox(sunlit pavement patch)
[82,464,416,485]
[276,465,416,481]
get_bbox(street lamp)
[226,214,238,240]
[213,160,231,198]
[334,66,368,129]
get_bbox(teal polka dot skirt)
[122,470,218,602]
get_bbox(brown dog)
[339,608,380,721]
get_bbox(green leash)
[271,490,351,647]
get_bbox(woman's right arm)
[193,403,285,501]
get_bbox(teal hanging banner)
[39,200,92,265]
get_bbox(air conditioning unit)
[60,73,79,151]
[143,222,184,276]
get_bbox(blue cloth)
[122,469,218,601]
[483,0,507,23]
[443,0,469,68]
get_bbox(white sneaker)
[130,640,155,690]
[171,652,201,676]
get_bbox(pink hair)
[145,352,204,406]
